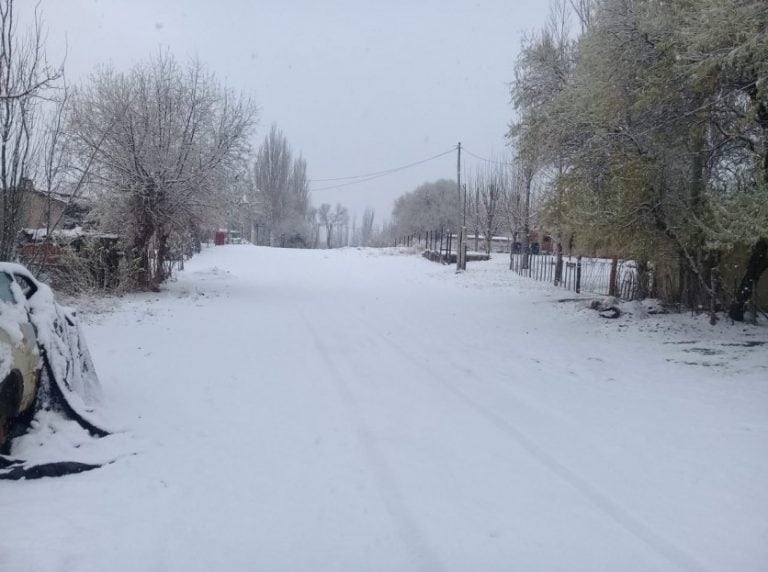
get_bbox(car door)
[0,271,41,412]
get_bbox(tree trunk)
[636,260,650,300]
[131,207,154,289]
[729,237,768,321]
[521,166,533,270]
[554,239,563,285]
[155,230,171,286]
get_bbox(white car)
[0,269,42,448]
[0,263,105,454]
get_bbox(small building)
[18,179,70,230]
[465,235,514,254]
[509,231,554,254]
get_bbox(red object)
[214,231,227,246]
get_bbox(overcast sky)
[34,0,550,222]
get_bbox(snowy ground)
[2,245,767,571]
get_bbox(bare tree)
[465,170,482,251]
[254,125,314,247]
[307,206,320,248]
[318,203,332,248]
[504,161,535,269]
[519,163,535,269]
[360,207,375,247]
[332,203,349,248]
[569,0,596,33]
[465,164,509,255]
[0,0,63,259]
[254,124,291,246]
[479,165,507,256]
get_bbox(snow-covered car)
[0,269,41,447]
[0,263,106,455]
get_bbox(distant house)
[15,178,71,230]
[509,231,554,254]
[23,191,69,229]
[465,234,514,254]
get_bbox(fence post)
[609,256,618,297]
[439,230,444,263]
[576,256,582,293]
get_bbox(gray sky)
[35,0,549,223]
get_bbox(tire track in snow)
[363,318,709,572]
[300,311,448,572]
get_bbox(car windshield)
[0,272,17,304]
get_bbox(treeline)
[390,175,516,256]
[510,0,767,321]
[234,125,376,250]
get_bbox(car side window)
[0,272,17,304]
[12,273,37,300]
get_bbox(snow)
[1,245,767,571]
[21,227,121,241]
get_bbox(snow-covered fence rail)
[510,253,642,300]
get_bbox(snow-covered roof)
[21,227,120,241]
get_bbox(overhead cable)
[461,148,512,166]
[309,147,457,192]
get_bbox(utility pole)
[456,142,466,271]
[457,142,462,223]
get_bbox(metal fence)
[510,253,643,300]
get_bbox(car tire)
[0,371,24,451]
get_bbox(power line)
[309,147,457,192]
[462,148,512,166]
[310,147,456,182]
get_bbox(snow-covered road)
[3,246,767,571]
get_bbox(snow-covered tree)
[391,179,459,237]
[254,125,313,247]
[508,0,768,318]
[69,52,256,288]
